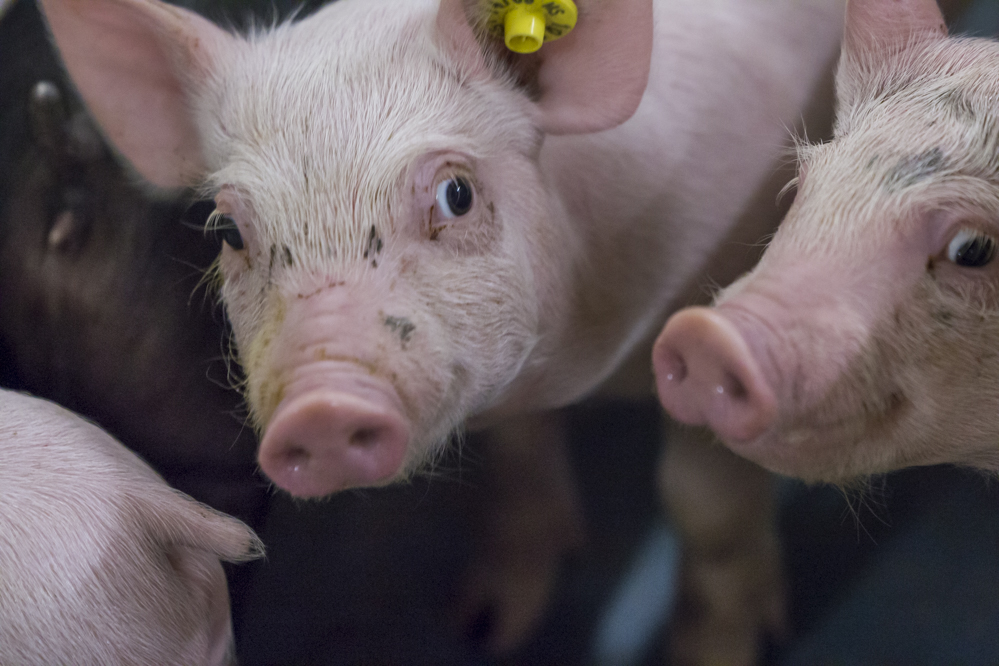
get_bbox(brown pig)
[655,0,999,483]
[0,389,263,665]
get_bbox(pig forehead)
[828,82,999,184]
[842,39,999,138]
[207,0,526,183]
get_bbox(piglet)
[0,389,262,665]
[655,0,999,483]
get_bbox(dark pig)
[0,0,263,523]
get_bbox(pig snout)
[654,307,777,443]
[248,285,428,498]
[258,369,410,497]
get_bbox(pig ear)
[843,0,947,56]
[436,0,654,135]
[840,0,947,80]
[837,0,947,115]
[37,0,234,188]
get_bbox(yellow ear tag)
[485,0,578,54]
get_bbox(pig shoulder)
[0,389,262,666]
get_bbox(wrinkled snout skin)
[0,390,262,665]
[657,0,999,482]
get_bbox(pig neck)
[480,0,843,417]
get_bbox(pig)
[0,388,263,665]
[654,0,999,484]
[36,0,844,662]
[0,0,264,525]
[0,2,583,658]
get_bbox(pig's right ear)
[436,0,654,135]
[37,0,234,188]
[837,0,947,111]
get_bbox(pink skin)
[656,74,999,482]
[34,0,651,499]
[214,190,414,497]
[258,364,410,497]
[654,239,929,476]
[253,289,415,498]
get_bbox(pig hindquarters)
[36,0,843,661]
[0,389,262,666]
[656,0,999,483]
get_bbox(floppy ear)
[837,0,947,112]
[436,0,654,136]
[843,0,947,56]
[37,0,236,187]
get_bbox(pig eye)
[436,177,473,218]
[219,223,245,251]
[209,211,245,251]
[946,229,996,268]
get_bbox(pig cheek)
[218,276,285,427]
[736,305,907,481]
[890,283,999,466]
[241,299,289,429]
[772,284,992,481]
[418,255,538,405]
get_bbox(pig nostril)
[348,427,381,448]
[662,352,688,383]
[725,373,748,400]
[283,445,311,471]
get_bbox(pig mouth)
[738,388,912,482]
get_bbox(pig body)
[0,388,262,665]
[656,0,999,483]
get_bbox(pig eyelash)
[777,177,799,204]
[206,209,246,251]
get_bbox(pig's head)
[39,0,652,496]
[655,0,999,483]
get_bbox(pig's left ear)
[437,0,654,135]
[838,0,947,109]
[38,0,235,188]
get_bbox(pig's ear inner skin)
[37,0,235,188]
[836,0,948,116]
[443,0,654,136]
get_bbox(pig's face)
[38,0,652,496]
[656,1,999,483]
[202,5,543,493]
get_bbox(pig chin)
[739,388,913,484]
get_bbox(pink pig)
[655,0,999,483]
[0,389,262,665]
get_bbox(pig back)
[505,0,843,406]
